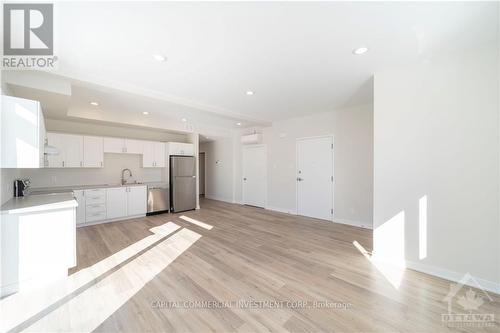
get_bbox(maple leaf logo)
[457,288,484,311]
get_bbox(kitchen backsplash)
[20,153,163,188]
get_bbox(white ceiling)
[5,2,499,133]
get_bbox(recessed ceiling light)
[90,102,99,106]
[236,122,242,126]
[181,118,187,122]
[153,54,166,62]
[142,111,149,115]
[246,91,254,96]
[352,47,368,55]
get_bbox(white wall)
[373,47,499,290]
[204,104,374,228]
[200,137,235,203]
[262,104,373,227]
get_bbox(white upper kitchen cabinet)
[142,141,164,167]
[166,142,194,156]
[127,186,147,216]
[46,132,64,167]
[47,133,83,168]
[104,137,144,154]
[106,187,128,219]
[1,95,46,168]
[142,141,155,167]
[64,134,84,167]
[103,137,125,153]
[154,142,166,167]
[83,136,104,167]
[125,139,143,154]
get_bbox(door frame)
[295,135,334,221]
[199,151,206,196]
[242,144,267,208]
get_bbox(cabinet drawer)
[86,203,106,214]
[84,189,106,204]
[85,211,106,222]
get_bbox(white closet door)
[242,145,267,208]
[296,136,333,221]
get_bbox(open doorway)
[199,152,205,197]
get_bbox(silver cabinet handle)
[62,161,65,167]
[80,161,83,167]
[100,161,103,167]
[243,178,247,181]
[296,177,303,181]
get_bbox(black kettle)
[14,179,30,197]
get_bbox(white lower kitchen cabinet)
[73,190,86,225]
[106,187,128,219]
[76,185,147,226]
[127,186,147,216]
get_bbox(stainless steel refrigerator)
[170,155,196,212]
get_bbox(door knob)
[296,177,303,181]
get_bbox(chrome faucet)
[121,168,132,185]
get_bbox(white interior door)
[243,145,266,208]
[296,136,333,220]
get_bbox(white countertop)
[1,193,78,215]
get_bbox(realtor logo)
[441,273,495,328]
[2,3,57,69]
[3,3,53,55]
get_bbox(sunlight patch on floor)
[22,227,201,332]
[0,222,181,332]
[179,215,213,230]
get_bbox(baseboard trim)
[77,214,146,228]
[406,260,500,295]
[266,206,297,215]
[204,195,233,204]
[333,217,373,229]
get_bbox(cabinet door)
[63,134,84,167]
[0,96,44,168]
[154,142,165,167]
[125,139,143,154]
[83,136,104,167]
[106,187,128,219]
[46,132,64,167]
[127,186,147,216]
[142,141,155,167]
[103,137,125,153]
[74,190,86,224]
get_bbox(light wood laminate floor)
[4,198,500,332]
